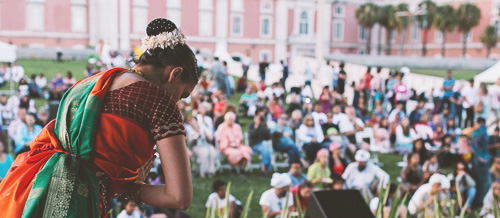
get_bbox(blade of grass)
[241,190,254,218]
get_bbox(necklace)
[129,68,146,79]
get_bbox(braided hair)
[137,18,199,85]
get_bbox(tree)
[456,2,481,58]
[434,5,457,57]
[480,25,498,58]
[395,3,410,56]
[356,3,379,55]
[379,5,398,55]
[417,0,437,57]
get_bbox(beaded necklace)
[129,68,146,79]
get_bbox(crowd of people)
[182,57,500,217]
[4,53,500,217]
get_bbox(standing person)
[385,71,398,110]
[259,58,269,82]
[195,50,205,75]
[212,57,225,92]
[451,84,464,127]
[280,60,289,92]
[0,18,198,217]
[221,61,232,98]
[393,73,409,113]
[490,78,500,125]
[471,117,492,207]
[303,62,314,99]
[10,62,24,83]
[260,173,293,218]
[461,79,477,128]
[477,84,491,120]
[241,52,252,78]
[248,108,272,174]
[442,70,455,110]
[337,62,347,95]
[371,67,385,106]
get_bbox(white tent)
[475,61,500,84]
[0,41,17,63]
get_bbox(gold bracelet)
[126,181,145,205]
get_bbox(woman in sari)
[0,18,198,218]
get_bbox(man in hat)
[408,174,448,216]
[342,149,389,198]
[260,173,294,218]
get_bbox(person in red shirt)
[291,181,313,212]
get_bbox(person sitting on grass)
[290,181,313,213]
[206,180,242,218]
[307,148,331,189]
[288,161,307,187]
[331,173,345,190]
[117,199,142,218]
[260,173,293,218]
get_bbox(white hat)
[440,174,450,189]
[270,173,292,188]
[355,149,370,162]
[429,174,443,186]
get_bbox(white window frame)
[259,49,272,62]
[434,30,443,43]
[260,0,273,13]
[335,5,344,17]
[231,14,243,37]
[333,21,344,41]
[358,26,368,42]
[299,11,308,35]
[26,0,45,31]
[260,16,272,38]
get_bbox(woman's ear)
[167,67,184,83]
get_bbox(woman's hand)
[137,154,156,182]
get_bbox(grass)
[411,68,482,80]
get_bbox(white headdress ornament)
[141,28,186,50]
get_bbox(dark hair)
[212,180,226,192]
[136,19,199,85]
[290,160,302,168]
[299,181,313,190]
[477,117,486,125]
[339,62,345,68]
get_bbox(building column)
[275,0,288,64]
[214,0,229,60]
[315,0,325,62]
[88,0,98,47]
[119,0,131,51]
[321,1,331,58]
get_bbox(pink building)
[0,0,499,62]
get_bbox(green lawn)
[411,68,482,80]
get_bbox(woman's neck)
[133,65,162,86]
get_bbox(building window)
[359,26,369,41]
[389,30,395,42]
[336,6,343,15]
[300,11,308,35]
[465,31,472,41]
[199,12,213,36]
[199,0,212,10]
[27,2,45,31]
[71,5,87,32]
[231,0,244,12]
[261,0,272,12]
[232,15,242,36]
[133,8,148,33]
[412,21,420,41]
[261,17,271,37]
[260,50,272,62]
[495,20,499,34]
[333,21,343,40]
[435,31,443,42]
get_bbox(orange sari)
[0,68,156,217]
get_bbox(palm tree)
[395,3,410,56]
[417,0,437,57]
[480,25,498,58]
[434,5,457,57]
[356,3,379,55]
[379,5,398,55]
[456,2,481,58]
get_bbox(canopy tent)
[475,61,500,84]
[0,41,17,63]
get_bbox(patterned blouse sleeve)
[149,92,186,141]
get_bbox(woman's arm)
[140,135,192,209]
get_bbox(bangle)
[126,181,145,205]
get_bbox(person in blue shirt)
[0,141,13,181]
[288,161,307,187]
[15,112,42,154]
[442,70,455,111]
